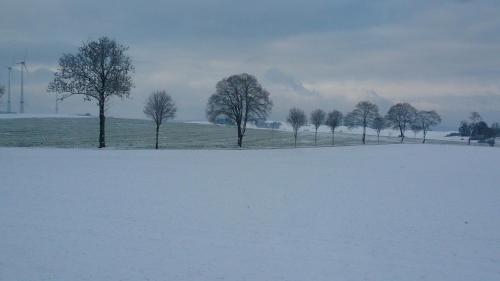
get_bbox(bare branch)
[144,90,177,149]
[287,107,307,147]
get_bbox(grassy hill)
[0,117,462,149]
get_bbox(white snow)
[1,145,499,281]
[184,120,212,125]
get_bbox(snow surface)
[1,145,499,281]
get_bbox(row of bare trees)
[47,36,178,149]
[287,108,343,147]
[284,101,441,147]
[46,36,272,149]
[46,36,443,149]
[312,109,344,145]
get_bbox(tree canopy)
[345,101,379,144]
[48,36,134,148]
[386,103,417,143]
[325,110,343,145]
[287,107,307,147]
[144,90,177,149]
[206,73,272,147]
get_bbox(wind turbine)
[16,56,28,114]
[6,66,12,113]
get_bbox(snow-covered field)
[1,145,499,281]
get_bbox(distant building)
[254,119,281,129]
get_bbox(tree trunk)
[294,131,298,148]
[422,130,426,143]
[98,100,106,148]
[237,125,243,147]
[399,125,404,143]
[332,130,335,146]
[155,124,160,149]
[467,124,476,145]
[314,129,318,146]
[362,126,366,144]
[377,132,380,143]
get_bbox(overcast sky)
[1,0,500,128]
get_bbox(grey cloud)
[264,68,320,97]
[363,90,393,113]
[0,0,499,127]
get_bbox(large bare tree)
[325,110,343,145]
[48,37,134,148]
[144,91,177,149]
[413,110,441,143]
[371,115,388,143]
[206,73,272,147]
[386,103,417,143]
[310,109,325,145]
[287,107,307,147]
[344,101,378,144]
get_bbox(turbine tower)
[17,60,28,114]
[6,66,12,113]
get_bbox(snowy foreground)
[1,145,499,281]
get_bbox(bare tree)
[206,73,272,147]
[144,91,177,149]
[344,101,378,144]
[386,103,417,143]
[48,37,134,148]
[310,109,325,145]
[413,110,441,143]
[459,120,471,137]
[287,107,307,147]
[371,115,388,143]
[468,111,482,145]
[410,123,422,139]
[325,110,343,145]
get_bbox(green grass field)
[0,117,461,149]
